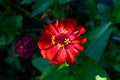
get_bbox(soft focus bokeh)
[0,0,120,80]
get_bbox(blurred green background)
[0,0,120,80]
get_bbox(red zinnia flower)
[38,18,86,64]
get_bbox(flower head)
[38,18,86,64]
[16,36,36,59]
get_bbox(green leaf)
[16,15,23,29]
[87,22,111,41]
[112,7,120,23]
[112,0,120,23]
[31,0,53,17]
[113,64,120,72]
[35,61,69,80]
[39,65,59,80]
[87,0,99,21]
[32,57,50,72]
[63,75,74,80]
[97,3,111,18]
[42,68,70,80]
[58,0,72,4]
[4,56,14,64]
[21,0,34,4]
[85,28,112,62]
[112,56,120,72]
[0,14,22,35]
[14,58,23,71]
[116,56,120,62]
[113,0,120,8]
[40,63,69,80]
[73,54,110,80]
[0,36,6,47]
[7,34,14,45]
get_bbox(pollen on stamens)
[19,45,24,49]
[62,29,68,34]
[57,43,64,49]
[51,36,55,44]
[64,38,71,45]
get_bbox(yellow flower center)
[57,43,64,49]
[19,45,24,49]
[51,36,55,44]
[62,29,68,34]
[64,38,71,45]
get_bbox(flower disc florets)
[51,32,71,49]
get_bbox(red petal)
[72,37,86,44]
[67,45,79,56]
[74,44,84,51]
[73,26,86,36]
[49,60,60,65]
[64,18,77,34]
[54,19,64,33]
[47,24,58,35]
[38,29,53,49]
[66,50,75,64]
[45,47,58,60]
[80,37,86,43]
[49,49,67,64]
[57,49,67,63]
[40,47,58,60]
[77,26,86,35]
[70,34,77,40]
[40,49,47,58]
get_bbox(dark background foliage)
[0,0,120,80]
